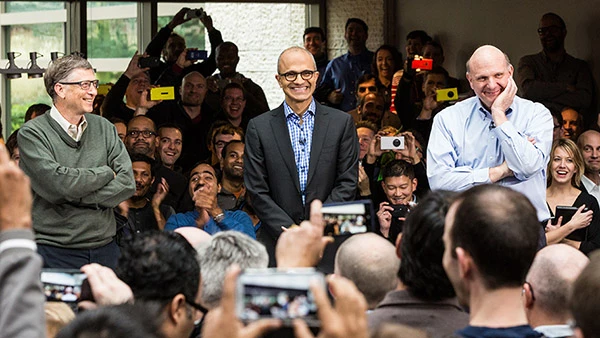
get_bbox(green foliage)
[5,2,64,13]
[87,19,137,58]
[157,15,206,51]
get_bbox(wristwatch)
[213,212,226,223]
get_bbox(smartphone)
[41,269,88,312]
[97,84,112,96]
[150,86,175,101]
[380,136,405,150]
[138,56,160,68]
[237,268,325,327]
[554,205,589,241]
[389,204,412,239]
[411,57,433,71]
[187,50,208,61]
[321,200,374,236]
[436,88,459,102]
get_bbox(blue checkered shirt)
[284,99,316,205]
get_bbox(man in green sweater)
[18,54,135,269]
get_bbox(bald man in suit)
[244,47,359,265]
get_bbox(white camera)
[380,136,405,150]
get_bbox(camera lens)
[393,139,401,147]
[447,91,455,98]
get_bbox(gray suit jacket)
[244,101,359,250]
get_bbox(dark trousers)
[38,240,120,270]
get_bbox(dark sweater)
[18,112,135,249]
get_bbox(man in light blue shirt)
[427,45,553,222]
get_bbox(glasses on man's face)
[537,26,563,35]
[186,299,208,315]
[127,130,156,138]
[358,86,377,93]
[58,80,100,91]
[279,70,317,82]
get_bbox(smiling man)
[18,54,135,269]
[427,45,553,227]
[244,46,359,265]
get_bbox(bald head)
[334,233,399,309]
[526,244,588,319]
[466,45,511,74]
[577,130,600,174]
[277,46,316,74]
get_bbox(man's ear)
[522,282,534,309]
[168,294,187,324]
[456,247,473,280]
[55,83,66,100]
[395,233,403,259]
[217,183,222,194]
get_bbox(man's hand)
[422,90,440,113]
[0,143,32,231]
[276,200,333,268]
[376,202,393,238]
[124,52,149,79]
[175,48,195,69]
[393,131,420,165]
[151,178,170,209]
[365,135,384,164]
[292,275,369,338]
[78,263,133,310]
[357,165,371,197]
[202,265,282,338]
[134,87,162,116]
[167,7,192,30]
[490,76,517,126]
[488,161,514,183]
[328,89,343,105]
[200,14,214,32]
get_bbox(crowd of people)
[1,7,600,338]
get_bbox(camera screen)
[238,270,323,326]
[321,200,373,236]
[41,270,86,304]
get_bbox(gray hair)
[44,54,93,101]
[334,233,399,309]
[196,231,268,308]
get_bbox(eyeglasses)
[279,70,317,82]
[127,130,156,138]
[58,80,100,91]
[358,86,378,93]
[186,299,208,315]
[537,26,563,35]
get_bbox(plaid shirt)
[284,99,316,205]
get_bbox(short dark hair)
[381,159,415,180]
[345,18,368,34]
[304,27,326,41]
[129,153,157,178]
[450,185,539,289]
[157,123,183,137]
[56,303,163,338]
[355,120,378,134]
[221,139,245,161]
[542,12,566,29]
[571,251,600,338]
[24,103,50,122]
[425,66,450,85]
[423,40,444,57]
[116,231,200,308]
[220,82,246,102]
[5,129,19,158]
[406,30,432,44]
[400,190,457,301]
[372,45,403,79]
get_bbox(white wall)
[396,0,600,91]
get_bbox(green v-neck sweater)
[18,112,135,249]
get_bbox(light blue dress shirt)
[427,95,553,221]
[284,99,316,205]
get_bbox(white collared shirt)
[581,174,600,205]
[49,105,88,141]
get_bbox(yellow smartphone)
[436,88,458,102]
[97,84,112,96]
[150,87,175,101]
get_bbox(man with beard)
[350,92,401,129]
[123,154,175,232]
[125,116,188,212]
[165,162,255,238]
[147,71,215,172]
[517,13,594,127]
[205,42,269,118]
[219,140,245,210]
